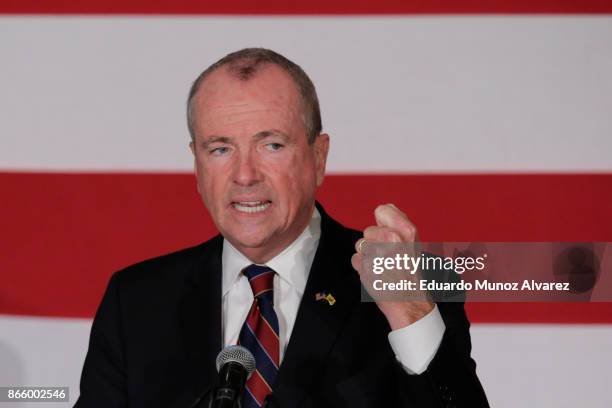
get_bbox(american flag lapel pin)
[315,292,336,306]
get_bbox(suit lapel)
[274,205,361,407]
[174,235,223,407]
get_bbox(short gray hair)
[186,48,322,144]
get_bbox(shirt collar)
[221,207,321,296]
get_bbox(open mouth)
[231,200,271,214]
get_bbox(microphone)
[211,345,256,408]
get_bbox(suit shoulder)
[321,211,362,247]
[110,235,222,287]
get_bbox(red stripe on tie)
[246,369,272,406]
[243,387,261,408]
[249,271,275,297]
[253,288,273,298]
[246,306,280,366]
[245,323,279,370]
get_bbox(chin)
[237,237,270,250]
[225,229,272,250]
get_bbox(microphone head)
[215,345,256,378]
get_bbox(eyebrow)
[253,129,289,142]
[201,130,289,148]
[201,136,232,149]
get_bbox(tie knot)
[243,264,275,301]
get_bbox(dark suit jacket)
[75,205,489,408]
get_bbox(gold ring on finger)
[357,238,367,253]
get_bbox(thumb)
[374,204,417,242]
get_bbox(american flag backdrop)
[1,1,612,406]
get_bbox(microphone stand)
[188,386,213,408]
[182,385,279,408]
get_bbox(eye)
[265,143,284,152]
[210,146,230,156]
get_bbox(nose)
[233,150,262,187]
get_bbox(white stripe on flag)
[1,17,611,172]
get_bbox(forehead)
[195,64,302,115]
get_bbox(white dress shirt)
[221,207,446,374]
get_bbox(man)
[75,48,488,407]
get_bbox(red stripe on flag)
[1,0,612,14]
[1,172,611,321]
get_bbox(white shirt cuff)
[387,304,446,375]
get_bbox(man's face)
[190,64,329,263]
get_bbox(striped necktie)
[238,264,280,408]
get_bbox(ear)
[313,133,330,187]
[189,140,201,194]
